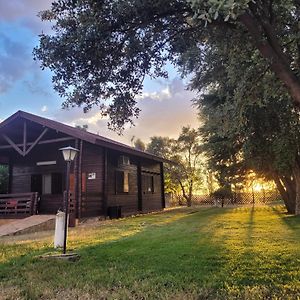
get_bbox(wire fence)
[166,190,282,207]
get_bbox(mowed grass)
[0,206,300,299]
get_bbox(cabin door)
[31,173,64,214]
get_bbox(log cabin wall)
[8,141,164,217]
[8,139,104,217]
[106,150,164,216]
[0,111,166,219]
[9,141,75,214]
[8,141,163,218]
[106,151,139,215]
[140,161,163,213]
[80,141,104,217]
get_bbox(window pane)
[42,174,52,195]
[116,170,129,194]
[52,173,63,194]
[142,174,154,194]
[31,174,42,194]
[124,172,129,193]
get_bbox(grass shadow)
[0,207,232,299]
[271,205,300,232]
[1,206,299,299]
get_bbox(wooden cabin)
[0,111,165,219]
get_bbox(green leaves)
[35,0,300,135]
[35,0,191,131]
[188,0,252,23]
[147,127,205,200]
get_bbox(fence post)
[262,185,266,203]
[32,192,39,215]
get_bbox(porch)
[0,112,81,218]
[0,192,39,218]
[0,191,75,220]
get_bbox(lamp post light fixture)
[59,146,79,254]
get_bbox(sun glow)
[253,183,264,192]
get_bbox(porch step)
[0,215,56,237]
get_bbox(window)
[42,174,52,194]
[0,164,9,194]
[51,173,63,194]
[115,170,129,194]
[142,174,154,194]
[31,173,63,195]
[31,174,42,194]
[118,155,130,166]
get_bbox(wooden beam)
[78,140,83,219]
[160,162,165,208]
[8,158,12,194]
[25,128,48,155]
[103,147,108,217]
[23,121,27,155]
[2,134,23,156]
[39,137,74,145]
[74,139,79,218]
[137,161,143,212]
[0,137,74,150]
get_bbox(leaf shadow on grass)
[0,207,233,299]
[2,206,298,300]
[220,206,300,296]
[271,205,300,232]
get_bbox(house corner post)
[137,161,143,212]
[103,147,108,217]
[74,139,79,219]
[78,140,83,219]
[160,162,165,209]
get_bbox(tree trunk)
[273,175,295,214]
[293,162,300,215]
[186,196,192,207]
[239,12,300,107]
[178,180,189,206]
[186,180,193,207]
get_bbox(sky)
[0,0,199,146]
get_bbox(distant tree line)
[135,127,205,207]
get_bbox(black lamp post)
[59,146,79,254]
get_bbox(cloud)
[0,0,53,33]
[23,72,53,97]
[130,78,199,141]
[0,34,35,93]
[139,86,171,101]
[41,105,48,112]
[0,1,199,145]
[46,77,199,145]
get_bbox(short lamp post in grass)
[59,146,79,254]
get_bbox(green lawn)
[0,206,300,299]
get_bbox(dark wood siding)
[141,162,163,212]
[7,139,163,217]
[106,151,139,215]
[80,142,104,217]
[106,151,163,216]
[10,141,71,214]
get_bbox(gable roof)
[0,110,166,162]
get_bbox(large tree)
[35,0,300,132]
[34,0,300,212]
[199,90,300,214]
[193,38,300,213]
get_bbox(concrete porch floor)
[0,219,16,226]
[0,215,56,237]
